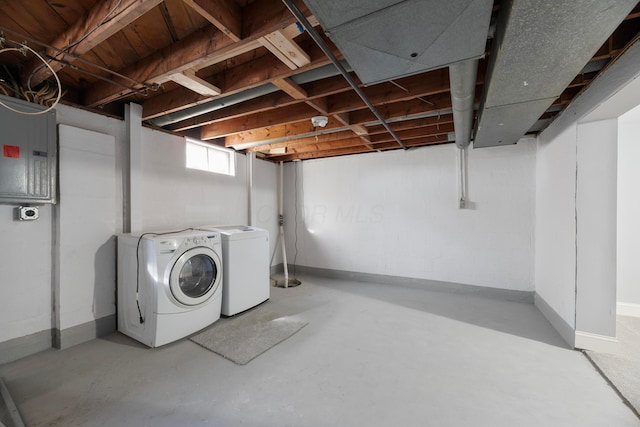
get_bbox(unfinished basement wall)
[534,125,578,338]
[252,157,281,267]
[535,117,619,348]
[0,104,125,362]
[617,104,640,314]
[575,119,618,338]
[137,127,247,230]
[283,141,536,292]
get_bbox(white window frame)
[185,138,236,176]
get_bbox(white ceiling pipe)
[449,59,479,149]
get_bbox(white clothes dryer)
[117,229,223,347]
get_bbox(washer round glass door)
[169,247,221,306]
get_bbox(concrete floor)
[587,315,640,416]
[1,275,638,427]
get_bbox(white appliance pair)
[117,226,270,347]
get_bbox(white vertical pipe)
[279,161,289,287]
[247,152,254,226]
[457,146,469,209]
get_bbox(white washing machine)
[117,229,223,347]
[199,225,269,316]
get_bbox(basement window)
[185,138,235,176]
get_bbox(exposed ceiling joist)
[141,39,338,120]
[169,69,222,96]
[22,0,164,87]
[183,0,242,42]
[272,78,308,99]
[260,30,311,69]
[1,0,638,162]
[84,1,316,107]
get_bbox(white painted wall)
[618,105,640,306]
[252,158,281,266]
[138,128,248,231]
[284,141,536,291]
[0,204,53,343]
[535,125,578,329]
[57,125,117,331]
[0,106,124,345]
[575,119,618,336]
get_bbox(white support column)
[125,103,143,233]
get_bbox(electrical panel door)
[0,95,57,204]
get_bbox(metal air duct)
[474,0,639,148]
[303,0,493,85]
[449,59,479,148]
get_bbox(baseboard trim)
[0,329,52,365]
[291,264,534,304]
[54,314,116,350]
[617,302,640,318]
[575,331,619,354]
[534,293,575,348]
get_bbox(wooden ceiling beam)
[202,103,320,140]
[349,93,454,124]
[269,135,448,162]
[22,0,164,87]
[167,91,296,132]
[166,74,351,132]
[305,97,330,115]
[183,0,242,42]
[305,75,353,98]
[264,122,453,158]
[85,25,236,107]
[272,78,307,99]
[168,69,222,96]
[251,117,455,154]
[320,70,456,117]
[332,113,367,135]
[260,30,311,69]
[247,130,358,152]
[369,123,454,143]
[224,119,347,147]
[84,0,315,107]
[220,106,453,151]
[331,113,373,149]
[326,68,453,114]
[221,93,454,146]
[141,40,336,119]
[261,137,367,156]
[193,71,456,141]
[366,114,454,134]
[374,135,449,151]
[269,145,372,162]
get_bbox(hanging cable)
[0,42,61,115]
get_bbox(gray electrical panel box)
[0,95,57,204]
